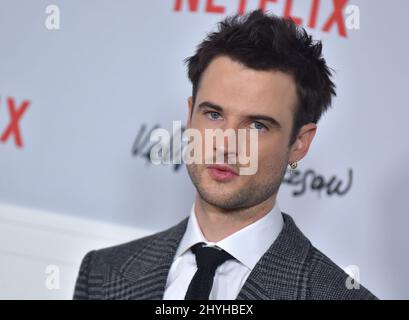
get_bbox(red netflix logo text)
[0,97,30,148]
[174,0,350,38]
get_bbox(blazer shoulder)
[73,217,188,299]
[90,217,188,270]
[305,245,378,300]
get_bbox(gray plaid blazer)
[73,213,377,300]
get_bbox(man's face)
[186,55,301,210]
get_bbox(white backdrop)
[0,0,408,299]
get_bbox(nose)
[213,124,239,164]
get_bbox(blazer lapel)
[103,212,311,300]
[236,213,311,300]
[103,217,189,300]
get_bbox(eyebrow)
[197,101,282,129]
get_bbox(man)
[73,10,377,300]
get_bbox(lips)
[207,164,238,182]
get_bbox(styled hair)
[184,10,336,145]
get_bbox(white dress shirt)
[163,201,284,300]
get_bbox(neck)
[194,194,277,242]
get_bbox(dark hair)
[184,10,336,146]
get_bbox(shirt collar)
[175,201,284,270]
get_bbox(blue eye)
[206,111,221,120]
[250,121,267,131]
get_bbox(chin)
[197,187,245,210]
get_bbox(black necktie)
[184,242,235,300]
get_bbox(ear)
[289,123,317,163]
[187,96,193,129]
